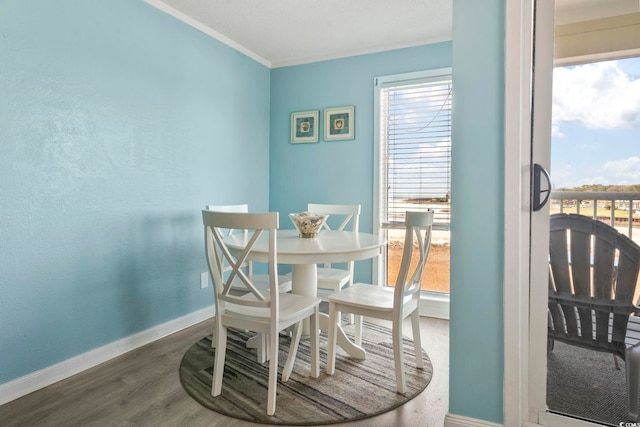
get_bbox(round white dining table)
[224,229,387,359]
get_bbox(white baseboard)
[445,413,504,427]
[0,305,215,406]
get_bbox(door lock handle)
[533,164,551,212]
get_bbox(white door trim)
[503,0,534,425]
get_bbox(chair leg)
[346,313,355,325]
[626,345,640,419]
[345,283,355,325]
[326,302,338,375]
[411,309,424,369]
[257,333,269,364]
[266,327,279,416]
[354,314,363,346]
[282,322,303,382]
[392,319,406,394]
[212,325,227,397]
[211,317,216,348]
[310,306,320,378]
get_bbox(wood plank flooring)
[0,316,449,427]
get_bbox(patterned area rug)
[547,341,637,426]
[179,322,432,425]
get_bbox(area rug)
[179,321,432,425]
[547,341,637,426]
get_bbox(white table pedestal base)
[246,263,366,363]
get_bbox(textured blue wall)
[2,1,510,422]
[449,0,505,422]
[269,43,452,281]
[0,0,270,383]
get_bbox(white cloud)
[603,156,640,182]
[551,124,563,138]
[552,60,640,129]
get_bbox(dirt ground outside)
[386,242,450,293]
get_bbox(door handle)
[532,163,551,212]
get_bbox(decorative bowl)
[289,212,329,238]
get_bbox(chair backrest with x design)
[308,203,360,233]
[307,203,361,273]
[206,204,252,275]
[203,210,279,317]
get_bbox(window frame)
[373,68,452,319]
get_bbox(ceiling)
[145,0,451,67]
[146,0,639,69]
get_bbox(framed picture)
[324,106,354,141]
[291,110,319,143]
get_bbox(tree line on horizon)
[556,184,640,192]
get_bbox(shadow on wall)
[113,211,204,336]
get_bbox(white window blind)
[378,73,452,227]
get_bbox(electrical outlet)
[200,272,208,289]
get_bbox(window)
[374,69,452,299]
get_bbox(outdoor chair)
[548,213,640,419]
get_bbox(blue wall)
[449,0,505,423]
[1,0,509,424]
[269,43,452,281]
[0,0,271,383]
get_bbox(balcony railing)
[550,191,640,241]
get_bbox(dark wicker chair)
[548,213,640,419]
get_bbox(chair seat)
[328,283,396,311]
[230,274,292,294]
[227,292,321,324]
[316,267,350,289]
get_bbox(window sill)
[420,291,450,320]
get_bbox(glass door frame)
[505,1,602,426]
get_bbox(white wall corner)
[0,305,215,406]
[445,413,504,427]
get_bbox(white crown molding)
[270,37,451,69]
[0,306,215,406]
[144,0,272,68]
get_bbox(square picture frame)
[324,106,354,141]
[291,110,319,143]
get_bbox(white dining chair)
[203,210,320,416]
[304,203,361,324]
[205,204,292,359]
[325,210,433,394]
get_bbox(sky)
[550,57,640,189]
